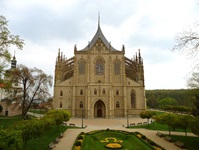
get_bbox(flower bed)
[72,129,165,150]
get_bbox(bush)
[141,135,146,140]
[75,141,82,146]
[148,140,155,146]
[0,129,23,150]
[78,135,84,140]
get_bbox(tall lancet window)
[114,59,121,75]
[79,101,83,108]
[131,90,136,108]
[95,57,104,75]
[79,59,86,75]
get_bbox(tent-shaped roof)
[79,23,119,51]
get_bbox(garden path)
[53,117,195,150]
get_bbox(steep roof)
[79,23,119,51]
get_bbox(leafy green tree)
[147,98,157,109]
[189,116,199,136]
[46,109,70,130]
[0,129,23,150]
[192,94,199,116]
[155,113,177,135]
[175,115,193,136]
[13,119,45,150]
[40,116,55,131]
[9,64,52,119]
[0,15,24,84]
[140,111,156,127]
[157,97,178,110]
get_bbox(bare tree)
[10,64,52,119]
[187,72,199,89]
[173,24,199,59]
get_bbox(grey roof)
[79,25,119,51]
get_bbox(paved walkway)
[53,117,195,150]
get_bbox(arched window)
[94,89,97,95]
[79,59,86,75]
[60,102,62,108]
[80,89,83,95]
[103,89,106,95]
[114,60,121,75]
[79,101,83,108]
[116,89,119,95]
[95,57,104,75]
[60,90,63,96]
[131,90,136,108]
[116,101,120,108]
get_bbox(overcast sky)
[1,0,199,94]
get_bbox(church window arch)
[60,90,63,96]
[60,102,62,108]
[78,59,86,74]
[116,101,120,108]
[95,56,105,75]
[94,89,97,95]
[80,89,83,95]
[79,101,83,108]
[131,90,136,108]
[114,59,121,75]
[116,89,119,95]
[103,88,106,95]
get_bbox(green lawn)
[27,125,68,150]
[0,115,22,129]
[169,135,199,150]
[129,121,191,134]
[0,115,77,149]
[29,109,48,114]
[75,130,162,150]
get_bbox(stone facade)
[53,22,146,118]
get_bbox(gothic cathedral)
[53,21,146,118]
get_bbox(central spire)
[98,12,100,28]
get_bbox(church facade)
[53,22,146,118]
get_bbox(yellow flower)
[74,146,81,150]
[137,134,142,138]
[106,143,122,149]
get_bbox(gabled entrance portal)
[94,100,105,118]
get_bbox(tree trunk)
[185,128,187,137]
[169,126,171,136]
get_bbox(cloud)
[1,0,199,94]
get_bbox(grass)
[29,109,48,114]
[0,115,22,129]
[0,115,77,149]
[27,125,68,150]
[150,110,166,116]
[169,135,199,150]
[76,130,156,150]
[128,121,191,133]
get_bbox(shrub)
[0,129,23,150]
[78,135,84,140]
[148,140,155,146]
[75,141,81,146]
[141,135,146,140]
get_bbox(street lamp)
[81,109,84,128]
[126,110,129,127]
